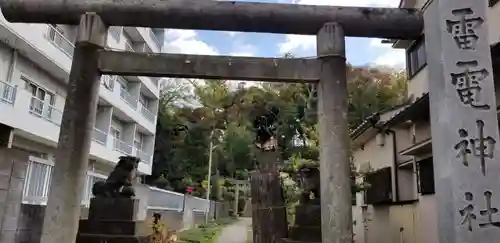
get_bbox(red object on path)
[186,187,193,194]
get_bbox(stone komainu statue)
[92,155,140,198]
[298,164,320,204]
[253,106,279,151]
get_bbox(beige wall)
[363,206,391,243]
[407,68,428,99]
[489,4,500,45]
[353,132,394,171]
[415,195,438,243]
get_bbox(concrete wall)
[0,148,29,243]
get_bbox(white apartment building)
[0,11,163,206]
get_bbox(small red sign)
[186,187,193,194]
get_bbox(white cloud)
[289,0,398,7]
[230,51,255,57]
[372,49,405,69]
[278,0,402,65]
[279,35,316,54]
[369,38,405,68]
[163,29,219,55]
[230,43,257,57]
[226,31,240,37]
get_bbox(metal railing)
[120,88,138,109]
[139,103,156,123]
[92,128,108,145]
[0,80,16,104]
[147,28,161,50]
[101,75,115,91]
[45,24,74,57]
[22,158,107,206]
[135,148,152,163]
[191,197,211,212]
[29,97,63,125]
[148,187,184,211]
[22,157,53,205]
[113,138,133,155]
[82,172,106,206]
[125,40,134,52]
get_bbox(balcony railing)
[82,172,106,206]
[92,128,108,145]
[45,25,75,57]
[125,40,134,52]
[147,28,161,50]
[135,148,152,163]
[139,103,156,123]
[120,88,138,109]
[29,97,63,125]
[113,138,133,155]
[0,80,16,104]
[101,75,115,91]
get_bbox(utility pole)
[205,130,214,224]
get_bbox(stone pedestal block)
[294,204,321,227]
[281,204,321,243]
[77,198,147,243]
[88,197,138,221]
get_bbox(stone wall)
[13,204,91,243]
[214,201,231,220]
[0,148,29,243]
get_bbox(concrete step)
[281,238,321,243]
[76,233,146,243]
[294,204,321,227]
[289,225,321,242]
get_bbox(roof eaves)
[383,93,430,128]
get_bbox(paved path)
[217,217,252,243]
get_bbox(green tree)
[147,66,408,200]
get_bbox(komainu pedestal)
[77,198,147,243]
[282,164,321,243]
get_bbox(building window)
[417,157,435,195]
[406,36,427,78]
[23,76,56,119]
[139,94,149,108]
[109,26,122,42]
[134,133,143,151]
[490,0,500,7]
[364,167,393,205]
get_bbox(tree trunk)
[251,150,288,243]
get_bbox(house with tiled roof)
[350,0,500,242]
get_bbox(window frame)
[416,156,435,195]
[406,35,427,78]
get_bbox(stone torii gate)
[0,0,497,243]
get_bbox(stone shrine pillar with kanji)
[424,0,500,242]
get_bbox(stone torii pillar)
[39,13,108,243]
[316,23,352,243]
[424,0,500,242]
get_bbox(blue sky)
[163,0,405,69]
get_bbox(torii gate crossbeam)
[0,0,423,38]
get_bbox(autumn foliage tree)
[147,65,407,200]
